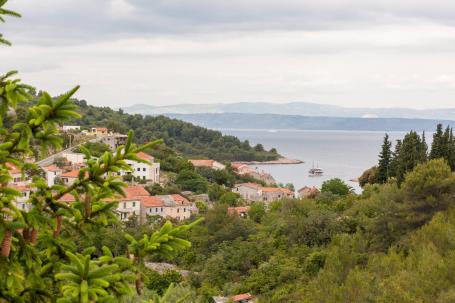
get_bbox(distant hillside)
[165,113,455,132]
[69,100,280,162]
[123,102,455,120]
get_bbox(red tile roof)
[189,159,215,167]
[227,206,249,216]
[60,170,82,178]
[123,186,149,200]
[43,164,62,172]
[136,151,154,162]
[141,196,163,207]
[262,187,294,195]
[170,194,191,205]
[58,193,77,203]
[6,162,21,174]
[231,293,254,302]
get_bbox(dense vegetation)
[175,158,455,302]
[69,100,279,162]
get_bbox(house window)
[137,168,140,171]
[123,202,126,209]
[177,208,180,213]
[117,172,121,176]
[143,176,146,180]
[155,208,158,212]
[143,168,146,171]
[160,208,163,212]
[132,202,136,207]
[184,208,186,212]
[149,209,152,213]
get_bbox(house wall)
[46,170,62,186]
[117,199,141,221]
[233,186,261,201]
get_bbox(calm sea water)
[221,129,408,193]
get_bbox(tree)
[376,134,392,183]
[0,4,199,301]
[321,178,352,196]
[358,166,378,187]
[430,123,444,160]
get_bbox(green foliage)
[321,178,352,196]
[74,141,111,157]
[175,169,208,193]
[144,269,182,295]
[359,166,378,187]
[70,101,280,162]
[376,134,392,183]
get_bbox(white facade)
[62,125,80,131]
[117,159,160,183]
[61,152,85,164]
[233,183,262,201]
[117,198,142,221]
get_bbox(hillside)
[166,113,455,132]
[123,102,455,120]
[69,100,280,162]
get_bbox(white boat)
[308,162,323,177]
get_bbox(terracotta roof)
[235,183,262,189]
[262,187,294,195]
[58,193,77,203]
[189,159,215,167]
[5,162,21,174]
[231,293,254,302]
[227,206,249,216]
[136,151,154,162]
[92,127,108,131]
[123,186,149,200]
[298,186,319,193]
[59,170,81,178]
[10,184,32,191]
[141,196,163,207]
[170,194,191,205]
[43,165,62,172]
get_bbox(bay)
[221,129,409,193]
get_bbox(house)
[116,151,160,183]
[61,152,85,165]
[298,186,320,199]
[116,186,149,221]
[99,133,128,151]
[6,162,29,186]
[231,293,255,303]
[11,185,34,212]
[190,159,226,170]
[261,187,294,202]
[249,170,276,185]
[141,194,193,222]
[227,206,249,218]
[231,162,254,175]
[62,125,80,132]
[233,183,262,201]
[231,163,275,185]
[90,127,109,136]
[42,165,63,186]
[59,169,83,186]
[233,183,294,203]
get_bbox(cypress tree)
[376,134,392,183]
[430,124,444,159]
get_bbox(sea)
[220,129,409,193]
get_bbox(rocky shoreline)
[238,157,304,165]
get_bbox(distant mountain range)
[123,102,455,120]
[165,113,454,132]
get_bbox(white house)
[61,152,85,165]
[12,185,34,212]
[42,164,63,186]
[117,152,160,183]
[59,169,84,186]
[100,134,128,151]
[116,186,149,221]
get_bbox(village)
[7,126,322,231]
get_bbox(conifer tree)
[0,2,199,301]
[376,134,392,183]
[430,123,444,160]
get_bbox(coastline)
[238,157,304,165]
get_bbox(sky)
[1,0,455,109]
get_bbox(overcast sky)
[2,0,455,109]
